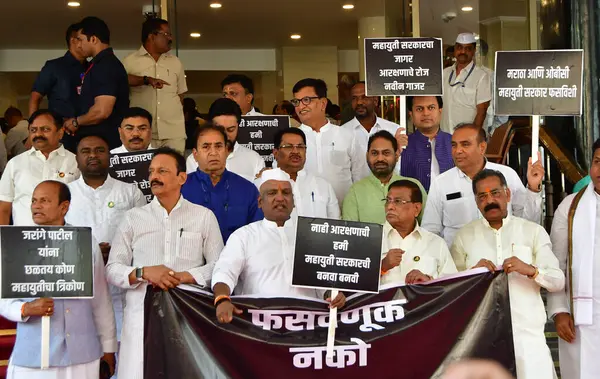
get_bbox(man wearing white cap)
[211,168,346,324]
[441,33,492,134]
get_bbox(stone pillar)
[358,16,387,80]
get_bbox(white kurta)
[66,176,147,341]
[212,218,323,299]
[380,221,457,287]
[106,196,224,379]
[185,142,265,182]
[7,359,100,379]
[451,215,564,379]
[547,192,600,379]
[110,144,155,154]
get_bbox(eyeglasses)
[290,96,320,107]
[476,189,504,203]
[382,197,414,207]
[278,144,307,151]
[154,31,173,38]
[29,126,54,134]
[122,125,150,132]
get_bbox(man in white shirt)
[66,134,146,351]
[451,169,564,379]
[291,78,367,203]
[185,98,264,181]
[0,180,117,379]
[110,107,155,154]
[221,74,262,116]
[341,81,400,179]
[380,180,456,287]
[123,18,187,153]
[106,147,223,379]
[441,33,492,133]
[0,109,79,226]
[212,169,345,324]
[422,123,544,246]
[547,139,600,379]
[270,127,339,219]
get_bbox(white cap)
[256,168,294,190]
[456,33,477,45]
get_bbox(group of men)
[0,15,594,379]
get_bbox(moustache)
[374,161,389,166]
[32,136,48,142]
[129,138,143,143]
[87,159,101,165]
[484,203,500,212]
[151,180,164,187]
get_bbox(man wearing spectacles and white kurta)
[441,32,492,134]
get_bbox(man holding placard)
[423,123,544,247]
[0,180,117,378]
[441,33,492,133]
[212,169,345,324]
[380,180,456,286]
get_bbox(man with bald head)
[212,168,345,324]
[0,180,116,378]
[422,123,545,247]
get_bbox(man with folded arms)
[212,169,345,324]
[547,138,600,379]
[106,147,223,379]
[380,180,456,287]
[451,169,564,379]
[0,180,116,378]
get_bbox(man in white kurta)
[66,135,146,351]
[422,123,544,247]
[380,180,456,287]
[451,169,564,379]
[211,169,345,324]
[547,144,600,379]
[106,147,223,379]
[267,127,339,219]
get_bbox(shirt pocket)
[443,197,472,228]
[329,149,349,168]
[511,245,533,265]
[176,231,204,262]
[456,87,477,107]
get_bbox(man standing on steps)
[441,33,491,133]
[123,18,187,153]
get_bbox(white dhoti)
[116,285,146,379]
[558,316,600,379]
[7,359,100,379]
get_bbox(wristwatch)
[143,76,150,85]
[135,267,144,282]
[71,117,79,129]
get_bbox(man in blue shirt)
[0,180,117,378]
[182,123,263,242]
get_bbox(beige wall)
[0,73,20,116]
[282,46,340,104]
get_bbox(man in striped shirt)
[106,147,223,379]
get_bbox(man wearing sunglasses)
[122,18,188,153]
[441,32,491,134]
[290,78,367,204]
[380,179,456,287]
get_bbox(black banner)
[292,217,382,293]
[494,49,584,116]
[144,272,515,379]
[0,226,93,299]
[364,37,443,96]
[238,116,290,168]
[109,150,155,203]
